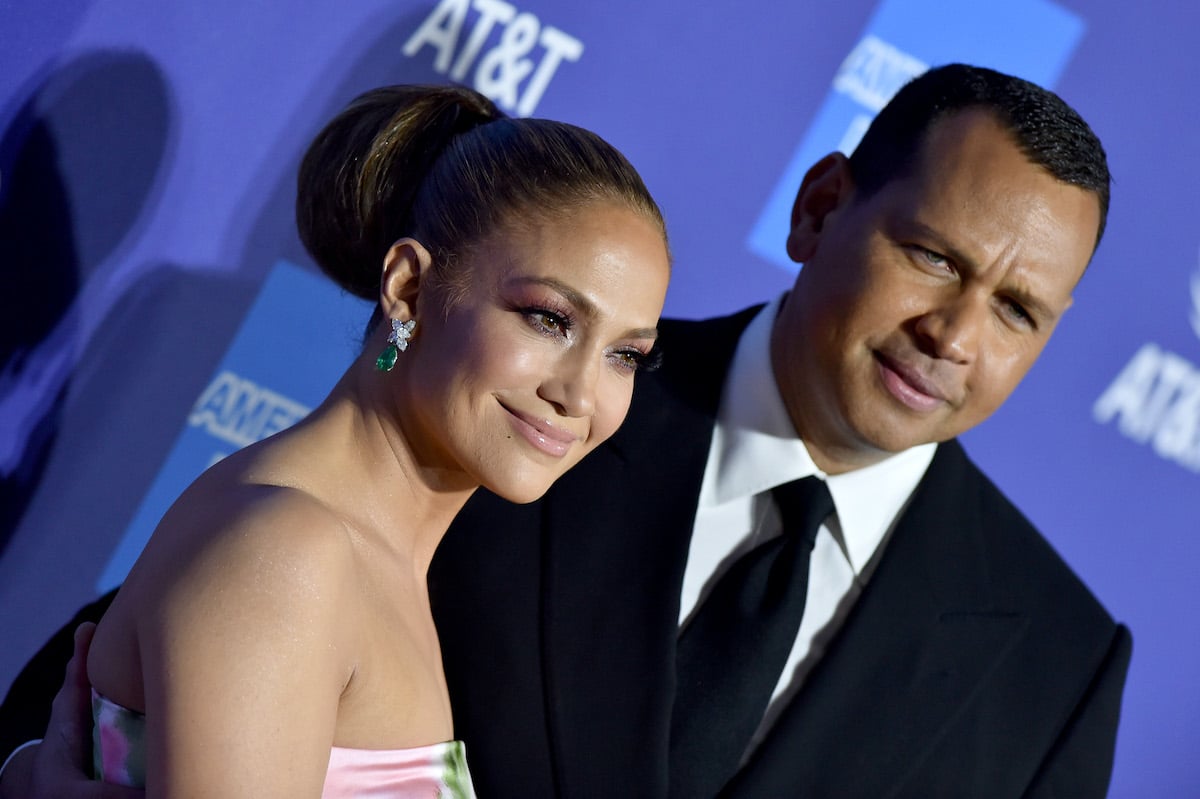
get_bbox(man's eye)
[921,248,948,267]
[1004,299,1034,326]
[906,245,951,272]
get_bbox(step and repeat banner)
[2,0,1196,794]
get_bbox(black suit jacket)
[431,306,1132,797]
[2,308,1131,797]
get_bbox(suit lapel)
[725,440,1029,798]
[539,308,762,795]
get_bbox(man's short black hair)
[848,63,1110,246]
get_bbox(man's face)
[772,109,1102,474]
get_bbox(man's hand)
[0,623,142,798]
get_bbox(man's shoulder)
[658,304,766,339]
[623,304,767,421]
[640,304,767,397]
[933,440,1119,630]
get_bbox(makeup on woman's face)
[399,202,671,502]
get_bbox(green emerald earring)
[375,318,416,372]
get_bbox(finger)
[45,622,97,772]
[72,622,97,667]
[72,626,145,798]
[10,625,143,798]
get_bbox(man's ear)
[785,152,855,264]
[379,237,433,321]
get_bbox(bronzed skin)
[773,110,1100,475]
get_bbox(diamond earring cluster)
[375,318,416,372]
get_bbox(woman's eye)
[609,347,662,374]
[611,350,643,372]
[525,309,571,336]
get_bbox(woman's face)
[396,201,670,503]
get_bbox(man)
[2,64,1130,797]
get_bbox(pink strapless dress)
[92,688,477,798]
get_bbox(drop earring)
[375,318,416,372]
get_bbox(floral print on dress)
[92,688,146,787]
[91,686,476,797]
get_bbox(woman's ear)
[379,238,433,321]
[785,152,855,264]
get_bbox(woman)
[84,84,671,796]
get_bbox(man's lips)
[500,403,581,458]
[874,352,953,413]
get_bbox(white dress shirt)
[678,295,936,753]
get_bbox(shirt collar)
[703,295,816,506]
[701,293,936,574]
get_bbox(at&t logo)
[404,0,584,117]
[1093,259,1200,472]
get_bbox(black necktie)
[669,476,835,798]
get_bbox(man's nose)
[913,293,986,364]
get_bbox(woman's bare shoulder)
[89,460,365,709]
[104,446,365,645]
[155,469,360,600]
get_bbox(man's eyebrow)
[1001,284,1056,323]
[507,276,659,339]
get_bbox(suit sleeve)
[1023,623,1133,798]
[0,589,119,762]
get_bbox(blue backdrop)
[2,1,1196,795]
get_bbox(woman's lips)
[874,352,950,413]
[501,404,580,458]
